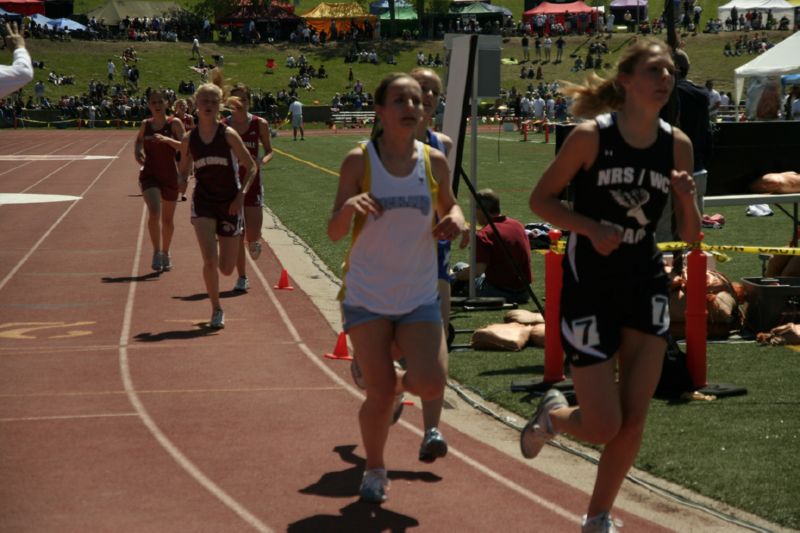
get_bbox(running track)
[0,130,752,532]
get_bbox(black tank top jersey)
[189,123,240,204]
[566,112,674,281]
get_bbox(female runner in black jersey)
[523,38,701,533]
[178,78,256,329]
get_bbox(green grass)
[263,130,799,529]
[9,31,794,108]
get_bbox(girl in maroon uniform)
[174,99,195,202]
[224,83,273,292]
[134,90,185,272]
[178,80,257,329]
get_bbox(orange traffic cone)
[273,268,294,290]
[324,331,352,360]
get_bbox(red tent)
[523,1,598,31]
[0,0,44,15]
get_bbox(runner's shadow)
[298,444,442,498]
[291,445,430,532]
[173,290,245,302]
[133,325,219,342]
[101,272,161,283]
[287,501,419,532]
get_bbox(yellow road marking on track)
[273,147,338,176]
[0,321,95,339]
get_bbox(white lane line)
[118,206,273,533]
[19,139,108,194]
[0,142,128,293]
[0,140,66,178]
[1,413,137,423]
[0,193,82,205]
[246,258,582,525]
[0,386,342,398]
[0,155,117,161]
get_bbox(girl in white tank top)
[327,74,466,504]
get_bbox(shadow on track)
[101,272,161,283]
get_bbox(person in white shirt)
[287,96,304,140]
[106,58,116,81]
[706,80,721,120]
[0,22,33,98]
[532,94,546,120]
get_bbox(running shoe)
[209,308,225,329]
[161,253,172,272]
[233,276,249,292]
[418,427,448,463]
[248,241,262,260]
[520,388,567,459]
[359,468,389,504]
[151,251,162,272]
[581,512,622,533]
[350,359,366,390]
[181,194,188,202]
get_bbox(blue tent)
[369,0,410,15]
[0,6,24,19]
[30,12,56,28]
[51,18,88,31]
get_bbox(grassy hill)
[11,30,793,109]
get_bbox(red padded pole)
[685,233,708,388]
[544,229,565,383]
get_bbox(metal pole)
[468,51,479,299]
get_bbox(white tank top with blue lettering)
[340,140,439,314]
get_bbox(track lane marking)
[0,141,128,293]
[118,206,274,533]
[245,252,583,525]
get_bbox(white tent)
[718,0,794,23]
[734,30,800,104]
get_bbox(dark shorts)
[191,196,244,237]
[243,175,263,207]
[560,274,670,367]
[139,171,179,202]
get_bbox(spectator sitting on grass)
[318,64,327,78]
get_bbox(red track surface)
[0,130,684,532]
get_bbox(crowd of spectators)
[722,32,778,56]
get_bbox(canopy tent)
[379,4,416,19]
[609,0,648,21]
[51,16,86,30]
[0,0,44,15]
[452,2,510,15]
[0,5,24,17]
[369,0,410,15]
[301,2,377,35]
[86,0,179,25]
[717,0,795,22]
[30,11,55,26]
[734,31,800,104]
[222,2,296,22]
[522,1,598,28]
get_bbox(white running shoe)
[161,253,172,272]
[582,512,622,533]
[359,468,389,503]
[209,308,225,329]
[233,276,249,292]
[520,388,568,459]
[248,241,262,260]
[419,428,448,463]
